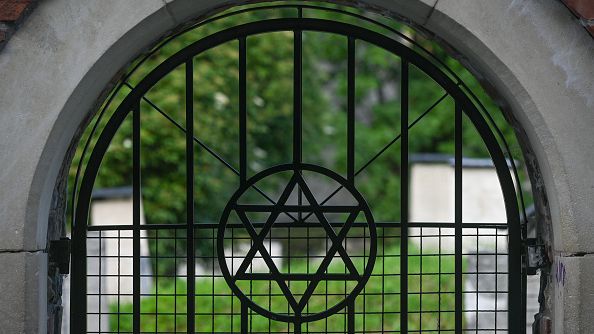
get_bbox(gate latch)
[49,237,71,275]
[526,238,547,275]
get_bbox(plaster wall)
[0,0,592,332]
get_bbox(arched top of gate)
[72,7,522,235]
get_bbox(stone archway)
[0,0,592,333]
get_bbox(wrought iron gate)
[71,4,525,333]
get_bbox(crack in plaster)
[555,252,594,258]
[0,249,44,254]
[423,0,439,25]
[161,0,179,26]
[556,251,594,258]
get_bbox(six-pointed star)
[231,171,364,313]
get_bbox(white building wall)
[90,198,153,299]
[409,160,539,332]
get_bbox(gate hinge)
[49,237,71,275]
[526,238,548,275]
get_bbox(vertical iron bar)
[241,302,248,334]
[174,229,178,332]
[522,233,527,332]
[419,227,420,330]
[211,229,215,331]
[347,37,356,184]
[268,231,272,333]
[250,269,253,333]
[70,220,87,332]
[340,238,344,333]
[155,230,159,331]
[363,226,367,331]
[400,59,409,334]
[348,298,355,334]
[294,28,303,228]
[455,101,463,334]
[98,231,102,333]
[239,37,247,185]
[509,228,523,331]
[325,237,328,332]
[132,100,141,333]
[381,229,385,333]
[476,227,479,332]
[438,227,442,329]
[117,230,121,332]
[231,228,235,334]
[293,29,302,165]
[294,322,302,334]
[495,228,499,331]
[186,59,196,333]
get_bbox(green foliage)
[71,7,530,276]
[110,243,457,332]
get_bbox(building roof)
[561,0,594,36]
[410,153,518,168]
[91,186,133,200]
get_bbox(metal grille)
[83,225,512,333]
[71,4,525,334]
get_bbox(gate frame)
[70,16,522,333]
[5,0,593,333]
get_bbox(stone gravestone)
[409,154,510,331]
[62,187,153,333]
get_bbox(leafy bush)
[110,243,456,332]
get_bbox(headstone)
[409,155,517,330]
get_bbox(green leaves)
[71,10,527,275]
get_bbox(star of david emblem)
[217,164,377,323]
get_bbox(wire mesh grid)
[85,223,510,333]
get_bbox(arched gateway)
[70,5,525,333]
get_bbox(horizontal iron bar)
[87,221,508,231]
[235,272,359,281]
[87,223,187,231]
[89,271,507,278]
[232,204,361,212]
[86,253,509,259]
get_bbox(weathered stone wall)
[45,146,71,334]
[0,0,593,333]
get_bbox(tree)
[70,9,524,276]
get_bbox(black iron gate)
[71,4,524,333]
